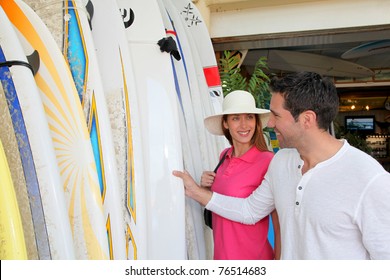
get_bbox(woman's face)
[223,113,256,147]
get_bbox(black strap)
[0,50,40,76]
[85,0,94,30]
[213,149,229,173]
[204,149,229,230]
[0,60,34,75]
[157,37,181,61]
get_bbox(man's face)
[267,93,303,149]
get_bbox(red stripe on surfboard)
[203,66,221,87]
[166,30,177,36]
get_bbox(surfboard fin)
[157,37,181,61]
[85,0,94,30]
[26,50,40,76]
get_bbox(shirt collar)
[226,145,258,163]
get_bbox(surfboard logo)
[209,89,222,98]
[179,3,202,27]
[120,8,135,29]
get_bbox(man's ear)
[302,110,317,128]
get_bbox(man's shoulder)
[273,148,299,159]
[268,148,300,169]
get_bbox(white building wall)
[193,0,390,38]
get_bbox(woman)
[201,90,280,260]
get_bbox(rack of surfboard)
[0,0,226,259]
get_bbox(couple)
[174,71,390,260]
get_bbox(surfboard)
[117,0,186,259]
[341,39,390,59]
[0,5,75,260]
[247,49,374,78]
[0,138,27,260]
[89,0,148,260]
[1,0,109,259]
[161,0,228,259]
[171,0,224,115]
[157,0,207,260]
[0,75,38,260]
[169,0,225,148]
[161,0,220,167]
[162,0,227,165]
[25,0,126,260]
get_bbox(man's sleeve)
[358,172,390,259]
[206,176,275,225]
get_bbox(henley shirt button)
[298,186,302,190]
[296,202,299,205]
[298,165,301,169]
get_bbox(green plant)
[333,119,372,155]
[342,132,372,155]
[219,50,271,109]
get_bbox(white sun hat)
[204,90,270,135]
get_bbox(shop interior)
[213,27,390,171]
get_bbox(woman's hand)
[200,171,216,188]
[172,170,213,206]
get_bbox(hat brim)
[204,108,270,135]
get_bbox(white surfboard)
[25,0,127,260]
[246,49,374,78]
[89,0,148,260]
[2,0,109,259]
[157,0,207,260]
[161,0,216,260]
[341,39,390,59]
[0,5,75,259]
[171,0,224,115]
[162,0,226,168]
[172,0,231,171]
[0,81,38,260]
[117,0,186,259]
[161,0,229,259]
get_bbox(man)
[173,71,390,259]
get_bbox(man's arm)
[359,173,390,259]
[173,170,275,225]
[172,170,212,206]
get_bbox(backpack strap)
[213,148,229,173]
